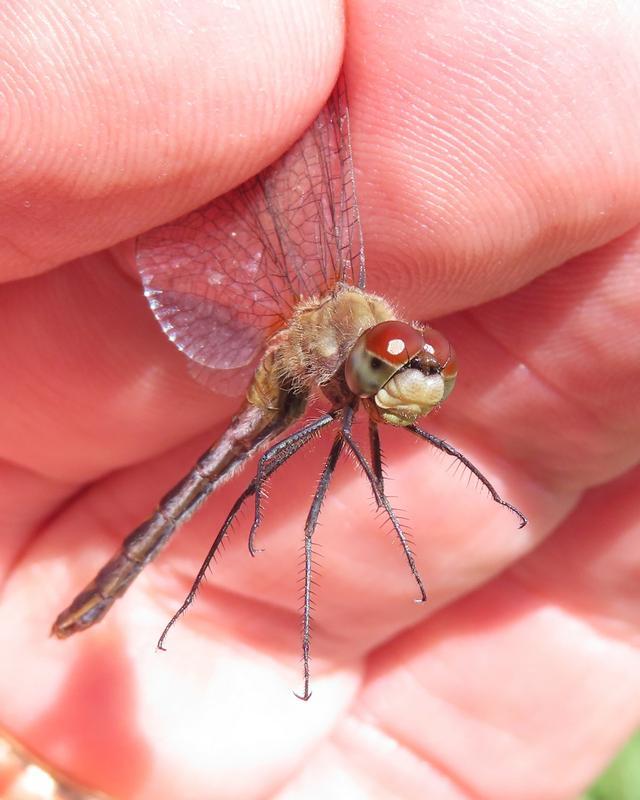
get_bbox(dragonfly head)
[345,320,457,426]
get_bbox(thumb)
[0,0,344,282]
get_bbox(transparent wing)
[136,76,365,384]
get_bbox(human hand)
[1,2,639,799]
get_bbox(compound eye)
[345,321,424,397]
[345,336,397,397]
[422,326,458,395]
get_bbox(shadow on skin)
[26,634,151,798]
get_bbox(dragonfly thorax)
[247,285,457,429]
[250,285,395,407]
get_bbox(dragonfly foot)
[507,502,528,529]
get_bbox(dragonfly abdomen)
[51,402,293,638]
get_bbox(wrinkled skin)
[1,1,639,799]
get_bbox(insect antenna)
[408,425,527,528]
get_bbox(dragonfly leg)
[158,412,337,651]
[249,412,336,556]
[368,418,384,502]
[408,425,527,528]
[157,481,255,650]
[294,431,344,701]
[342,413,427,604]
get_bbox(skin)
[1,0,639,798]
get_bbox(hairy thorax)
[247,284,396,412]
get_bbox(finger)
[4,0,639,486]
[512,466,640,637]
[0,252,232,481]
[345,0,640,314]
[0,0,344,281]
[0,459,77,582]
[5,442,635,798]
[0,447,358,798]
[437,223,640,486]
[3,230,636,655]
[333,469,640,800]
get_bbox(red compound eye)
[346,321,458,399]
[364,321,425,365]
[422,326,457,374]
[345,321,426,397]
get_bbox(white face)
[373,368,447,426]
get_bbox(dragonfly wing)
[136,74,365,376]
[138,209,277,372]
[185,361,258,397]
[257,77,365,300]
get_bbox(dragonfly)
[52,76,527,700]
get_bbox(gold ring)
[0,728,114,800]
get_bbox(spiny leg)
[408,425,527,528]
[249,412,337,556]
[157,415,334,650]
[157,483,253,650]
[342,408,427,604]
[296,432,344,701]
[368,418,384,499]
